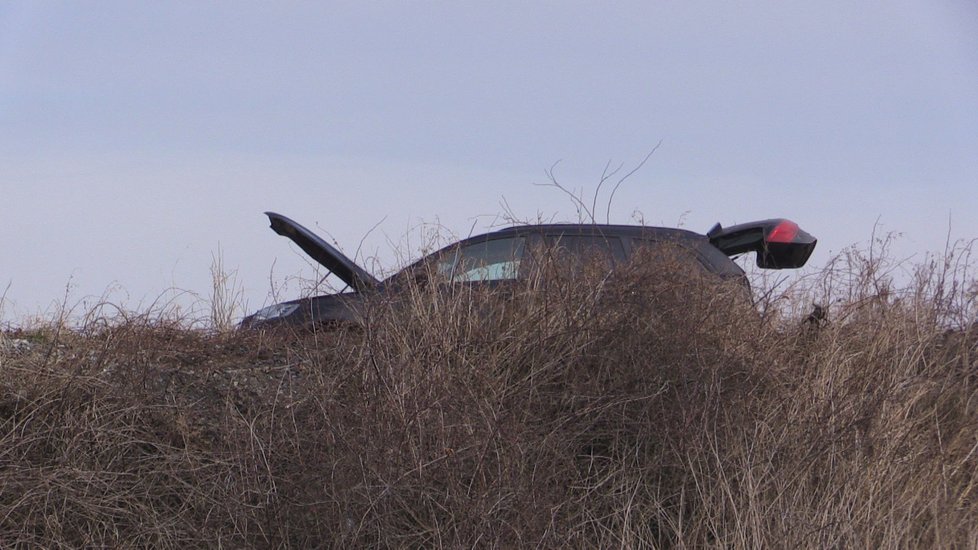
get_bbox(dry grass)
[1,240,977,548]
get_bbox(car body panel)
[241,292,366,329]
[266,212,380,292]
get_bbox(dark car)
[241,212,817,329]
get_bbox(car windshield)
[436,237,526,282]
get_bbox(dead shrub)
[0,238,976,547]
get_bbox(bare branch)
[533,159,594,223]
[606,140,662,223]
[591,159,624,224]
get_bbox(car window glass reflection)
[437,237,526,282]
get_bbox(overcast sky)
[2,1,976,323]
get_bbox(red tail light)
[766,220,800,243]
[708,217,816,269]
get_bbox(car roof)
[457,223,706,242]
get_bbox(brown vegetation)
[1,241,976,548]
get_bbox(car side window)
[629,238,711,273]
[549,235,626,264]
[436,237,526,282]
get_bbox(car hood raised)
[265,212,380,292]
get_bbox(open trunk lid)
[265,212,380,291]
[707,218,816,269]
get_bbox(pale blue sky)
[1,2,976,321]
